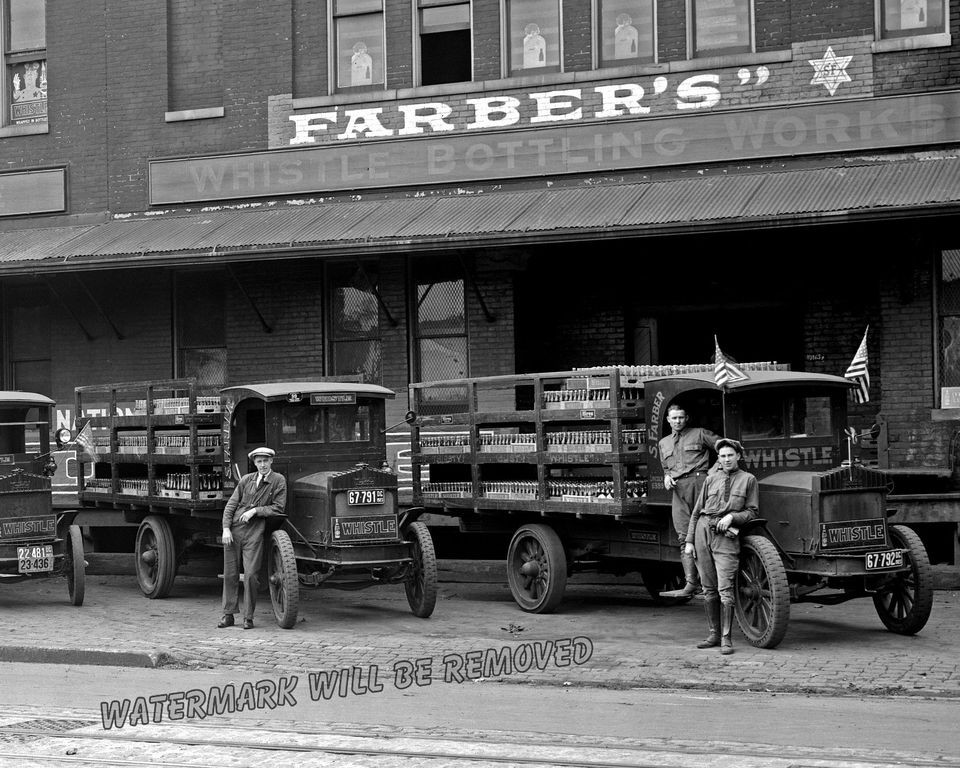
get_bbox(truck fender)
[740,518,795,569]
[399,506,426,531]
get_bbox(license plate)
[17,544,54,573]
[347,488,385,506]
[866,549,904,570]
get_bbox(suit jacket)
[222,470,287,529]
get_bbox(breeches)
[671,473,707,544]
[693,516,740,606]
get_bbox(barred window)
[175,271,226,391]
[414,258,467,411]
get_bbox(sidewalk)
[1,563,958,698]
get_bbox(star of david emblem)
[808,46,853,96]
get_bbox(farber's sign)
[148,78,959,204]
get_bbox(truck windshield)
[741,394,834,440]
[281,404,371,444]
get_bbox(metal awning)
[1,153,958,274]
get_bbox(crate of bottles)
[419,435,471,455]
[117,430,147,455]
[119,478,150,496]
[154,428,222,456]
[545,429,612,454]
[477,433,537,453]
[420,481,472,498]
[159,471,223,500]
[547,479,647,503]
[84,478,112,493]
[152,396,221,415]
[480,481,538,500]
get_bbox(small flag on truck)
[713,336,749,388]
[74,419,97,463]
[845,326,870,404]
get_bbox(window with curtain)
[506,0,561,75]
[598,0,655,67]
[333,0,385,91]
[690,0,752,57]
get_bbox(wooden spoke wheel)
[404,521,438,618]
[506,524,567,614]
[65,524,85,607]
[735,534,790,649]
[267,529,299,629]
[135,516,177,599]
[872,524,933,635]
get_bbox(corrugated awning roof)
[1,154,958,273]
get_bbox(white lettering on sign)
[741,445,834,469]
[288,75,728,145]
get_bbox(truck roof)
[0,391,55,407]
[220,382,396,401]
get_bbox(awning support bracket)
[43,278,95,342]
[457,253,496,323]
[75,275,124,340]
[228,266,274,334]
[354,259,399,327]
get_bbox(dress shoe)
[242,618,254,630]
[217,614,234,628]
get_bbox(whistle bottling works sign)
[148,91,960,205]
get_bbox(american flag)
[714,336,748,388]
[74,419,97,463]
[845,326,870,404]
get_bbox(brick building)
[0,1,959,566]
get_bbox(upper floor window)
[506,0,561,76]
[333,0,385,92]
[879,0,946,38]
[690,0,752,57]
[167,0,223,112]
[3,0,46,126]
[419,0,472,86]
[597,0,655,67]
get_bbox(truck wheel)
[135,516,176,599]
[268,529,299,629]
[506,524,567,613]
[872,524,933,635]
[735,534,790,649]
[640,566,692,606]
[404,521,438,618]
[65,525,85,607]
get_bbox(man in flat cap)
[684,438,758,655]
[218,447,287,629]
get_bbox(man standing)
[219,447,287,630]
[685,438,758,655]
[657,403,718,599]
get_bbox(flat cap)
[715,438,744,454]
[248,446,275,459]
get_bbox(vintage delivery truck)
[0,391,85,605]
[408,364,932,649]
[69,378,436,627]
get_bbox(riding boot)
[660,547,703,599]
[720,603,735,655]
[696,597,721,648]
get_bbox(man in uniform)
[218,446,287,630]
[685,438,759,655]
[657,403,718,599]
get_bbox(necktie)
[723,473,732,503]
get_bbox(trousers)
[222,517,265,620]
[671,473,706,544]
[693,515,740,606]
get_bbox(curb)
[0,645,161,668]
